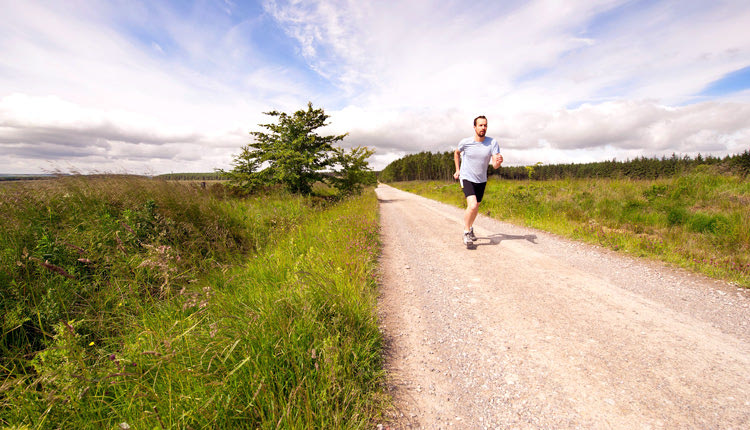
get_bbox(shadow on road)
[467,233,538,249]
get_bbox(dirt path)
[375,184,750,429]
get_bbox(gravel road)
[375,183,750,429]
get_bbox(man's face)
[474,118,487,137]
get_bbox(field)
[0,175,387,428]
[392,170,750,288]
[3,169,747,427]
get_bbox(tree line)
[378,150,750,182]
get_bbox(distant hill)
[0,174,57,181]
[0,173,230,182]
[155,172,229,181]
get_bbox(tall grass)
[1,175,387,428]
[395,169,750,287]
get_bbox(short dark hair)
[474,115,487,126]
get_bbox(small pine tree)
[224,102,374,195]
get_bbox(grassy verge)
[392,170,749,288]
[1,175,386,428]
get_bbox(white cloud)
[274,0,750,168]
[1,0,749,173]
[326,100,750,170]
[526,100,750,153]
[0,93,250,174]
[0,1,320,173]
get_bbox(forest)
[378,150,750,182]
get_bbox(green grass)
[1,175,387,429]
[393,170,750,288]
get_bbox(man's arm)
[453,149,461,180]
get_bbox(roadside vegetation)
[390,166,750,288]
[1,102,386,428]
[0,175,386,428]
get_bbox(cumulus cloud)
[326,99,750,168]
[263,0,750,169]
[521,100,750,153]
[0,1,326,174]
[1,0,749,173]
[0,93,251,174]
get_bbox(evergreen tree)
[225,103,367,195]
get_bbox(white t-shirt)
[456,136,500,183]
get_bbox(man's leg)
[464,195,479,231]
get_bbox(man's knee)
[466,198,479,211]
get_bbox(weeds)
[1,176,386,428]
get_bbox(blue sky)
[1,0,749,174]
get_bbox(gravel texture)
[375,184,750,429]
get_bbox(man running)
[453,115,503,245]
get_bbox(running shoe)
[468,227,477,241]
[463,232,473,245]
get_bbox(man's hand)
[453,170,460,180]
[492,153,503,169]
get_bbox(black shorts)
[460,179,487,202]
